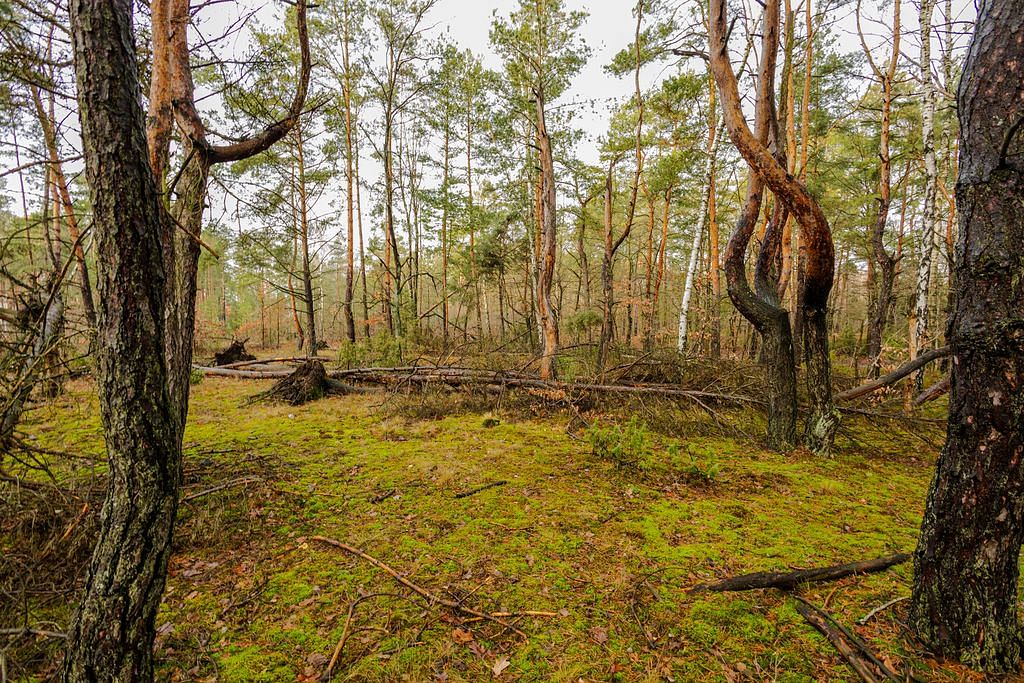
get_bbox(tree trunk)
[912,0,940,391]
[341,0,356,343]
[678,119,724,353]
[63,1,181,678]
[535,91,559,379]
[296,127,318,356]
[860,0,901,379]
[910,1,1024,671]
[710,0,838,454]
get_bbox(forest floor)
[6,360,979,682]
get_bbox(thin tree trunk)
[341,0,356,343]
[912,0,940,391]
[678,118,725,353]
[859,0,901,379]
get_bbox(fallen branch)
[835,347,950,402]
[182,476,263,503]
[688,553,910,594]
[320,592,409,682]
[794,596,901,682]
[217,356,319,370]
[913,376,949,407]
[857,596,909,625]
[0,627,67,640]
[454,480,507,499]
[312,536,555,638]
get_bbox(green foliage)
[564,309,601,335]
[586,416,651,470]
[668,442,721,484]
[189,368,205,386]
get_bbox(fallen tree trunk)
[216,356,319,370]
[835,347,950,402]
[194,364,763,406]
[689,553,910,594]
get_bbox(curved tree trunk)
[709,0,838,454]
[859,0,901,379]
[910,0,1024,671]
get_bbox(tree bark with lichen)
[910,0,1024,671]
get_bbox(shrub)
[586,416,651,470]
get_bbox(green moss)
[15,377,959,682]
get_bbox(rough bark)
[535,90,559,379]
[63,1,181,679]
[910,1,1024,670]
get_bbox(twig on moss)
[312,536,555,639]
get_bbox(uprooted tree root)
[213,339,256,366]
[247,360,357,406]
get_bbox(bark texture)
[910,1,1024,671]
[64,0,181,679]
[535,91,560,379]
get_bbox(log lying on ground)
[913,375,950,406]
[194,364,762,406]
[217,356,317,370]
[247,360,356,405]
[213,339,256,366]
[835,346,950,401]
[794,596,902,683]
[688,553,910,594]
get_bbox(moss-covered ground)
[12,375,979,682]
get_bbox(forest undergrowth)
[1,348,969,682]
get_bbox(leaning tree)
[909,0,1024,671]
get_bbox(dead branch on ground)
[311,535,557,639]
[689,553,910,594]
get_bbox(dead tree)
[910,0,1024,671]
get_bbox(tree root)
[247,361,357,406]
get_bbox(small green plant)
[190,368,205,386]
[587,417,651,470]
[668,442,721,484]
